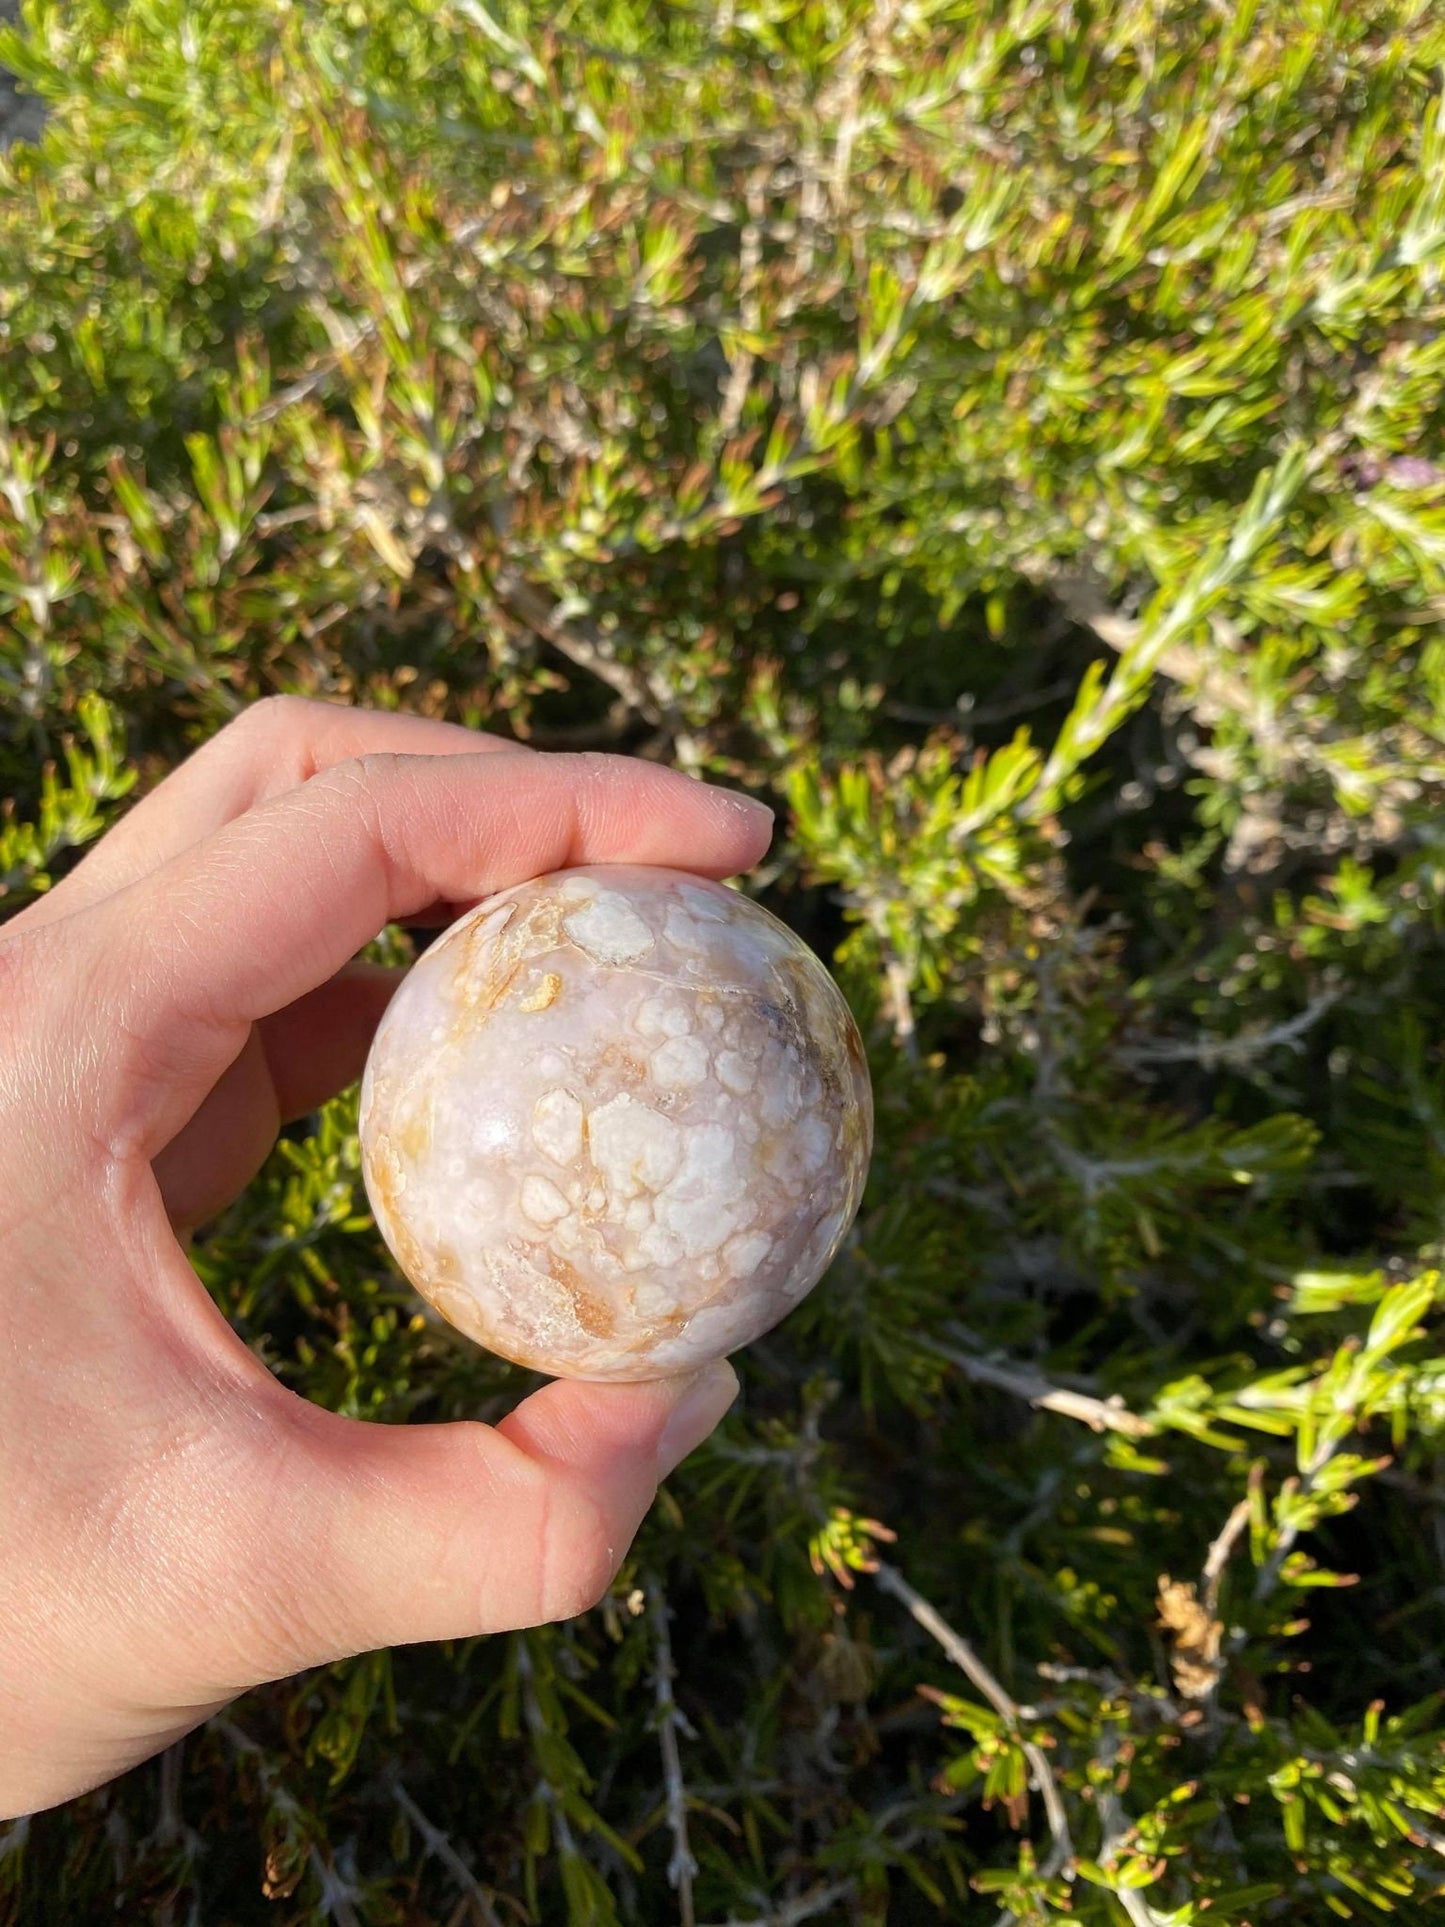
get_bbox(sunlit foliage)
[4,0,1445,1919]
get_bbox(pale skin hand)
[0,697,770,1819]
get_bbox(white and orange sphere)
[359,865,872,1380]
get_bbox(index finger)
[22,696,516,932]
[45,749,774,1159]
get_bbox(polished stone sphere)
[359,865,873,1380]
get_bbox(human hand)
[0,698,770,1818]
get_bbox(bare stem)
[717,174,765,437]
[307,1844,363,1927]
[1121,991,1341,1072]
[931,1335,1156,1439]
[865,903,919,1060]
[882,952,918,1059]
[1095,1730,1173,1927]
[648,1576,699,1927]
[155,1740,184,1848]
[493,568,667,724]
[872,1561,1073,1880]
[700,1878,858,1927]
[698,1810,954,1927]
[1251,1396,1362,1608]
[1202,1498,1253,1615]
[390,1776,504,1927]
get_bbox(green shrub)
[4,0,1445,1919]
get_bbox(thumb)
[214,1362,739,1684]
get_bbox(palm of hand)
[0,699,758,1816]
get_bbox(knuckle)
[232,691,308,739]
[185,694,314,787]
[308,754,413,858]
[302,753,419,896]
[0,916,128,1176]
[311,749,404,797]
[0,921,49,1065]
[571,749,626,785]
[0,915,39,998]
[539,1478,623,1623]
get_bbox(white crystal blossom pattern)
[359,865,873,1379]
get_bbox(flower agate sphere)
[359,865,873,1381]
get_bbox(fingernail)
[656,1359,739,1477]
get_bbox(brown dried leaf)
[1158,1575,1223,1700]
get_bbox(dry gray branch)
[699,1804,959,1927]
[931,1333,1156,1438]
[700,1877,857,1927]
[647,1577,699,1927]
[871,1560,1074,1882]
[1202,1497,1253,1613]
[308,1843,364,1927]
[1094,1728,1173,1927]
[1120,991,1341,1072]
[881,950,918,1060]
[1159,1492,1253,1707]
[390,1775,504,1927]
[1031,562,1254,712]
[718,173,767,438]
[0,0,45,149]
[492,568,667,724]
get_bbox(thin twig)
[700,1877,857,1927]
[1254,1410,1359,1605]
[1120,991,1341,1071]
[307,1843,364,1927]
[647,1577,699,1927]
[718,173,766,438]
[930,1336,1156,1439]
[862,900,920,1061]
[1031,561,1252,718]
[698,1808,959,1927]
[1095,1729,1172,1927]
[872,1561,1073,1880]
[513,1638,583,1871]
[492,567,667,724]
[390,1775,504,1927]
[0,1814,30,1864]
[1201,1498,1252,1615]
[1032,555,1422,864]
[1166,1493,1253,1710]
[882,950,919,1060]
[247,209,512,428]
[881,675,1077,731]
[155,1740,184,1848]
